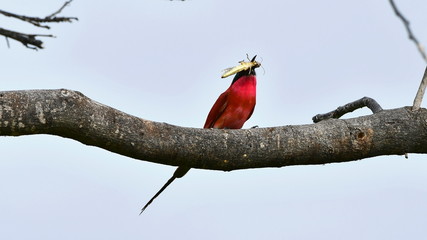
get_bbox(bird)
[140,55,260,214]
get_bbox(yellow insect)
[221,55,261,78]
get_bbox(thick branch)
[1,89,427,171]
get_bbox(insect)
[221,54,261,78]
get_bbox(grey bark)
[1,89,426,171]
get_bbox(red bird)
[140,56,260,214]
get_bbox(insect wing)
[220,56,261,78]
[221,64,247,78]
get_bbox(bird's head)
[231,55,260,84]
[222,55,261,82]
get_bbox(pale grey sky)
[1,0,427,239]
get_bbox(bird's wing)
[246,104,256,121]
[203,91,229,128]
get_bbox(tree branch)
[312,97,383,123]
[0,1,77,49]
[1,89,427,171]
[0,10,77,30]
[0,27,53,49]
[46,0,74,19]
[388,1,427,111]
[389,0,427,62]
[0,1,77,29]
[413,66,427,111]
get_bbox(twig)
[0,1,76,49]
[5,36,10,48]
[46,0,73,19]
[389,1,427,110]
[312,97,383,123]
[0,9,48,29]
[0,9,77,30]
[389,0,427,62]
[0,27,54,50]
[412,66,427,111]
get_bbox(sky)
[1,0,427,239]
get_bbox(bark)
[1,89,426,171]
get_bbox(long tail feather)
[140,175,177,215]
[140,167,190,214]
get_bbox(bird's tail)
[140,166,190,214]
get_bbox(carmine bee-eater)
[140,55,260,214]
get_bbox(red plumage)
[204,74,256,129]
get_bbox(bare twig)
[412,66,427,111]
[5,36,10,48]
[0,27,54,50]
[46,0,74,19]
[0,1,76,49]
[389,1,427,110]
[0,7,77,30]
[389,0,427,62]
[0,9,50,29]
[312,97,383,123]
